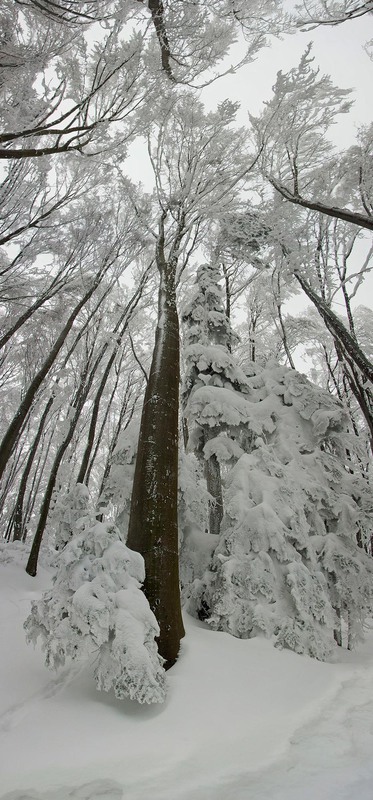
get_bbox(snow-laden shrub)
[25,521,166,704]
[181,263,373,660]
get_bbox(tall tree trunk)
[127,216,185,669]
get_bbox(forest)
[1,0,373,706]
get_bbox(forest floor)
[1,550,373,800]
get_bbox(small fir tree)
[25,519,166,704]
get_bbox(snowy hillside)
[1,553,373,800]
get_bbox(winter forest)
[1,0,373,797]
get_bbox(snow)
[2,555,373,799]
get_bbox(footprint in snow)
[0,665,83,732]
[0,779,123,800]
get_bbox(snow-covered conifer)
[182,263,248,536]
[187,361,373,659]
[25,520,166,704]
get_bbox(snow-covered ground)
[1,554,373,800]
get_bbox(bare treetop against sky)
[124,7,373,314]
[212,11,372,134]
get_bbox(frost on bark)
[127,216,184,669]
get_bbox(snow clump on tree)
[25,520,166,704]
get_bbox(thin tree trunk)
[294,271,373,382]
[85,368,124,490]
[272,268,295,369]
[26,427,79,576]
[76,273,148,484]
[0,266,108,483]
[23,425,55,543]
[25,337,102,575]
[294,269,373,447]
[12,397,54,541]
[76,353,118,485]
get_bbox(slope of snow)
[1,556,373,799]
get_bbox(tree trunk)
[95,374,135,511]
[25,337,101,575]
[294,270,373,383]
[204,454,224,537]
[127,221,185,669]
[12,397,54,540]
